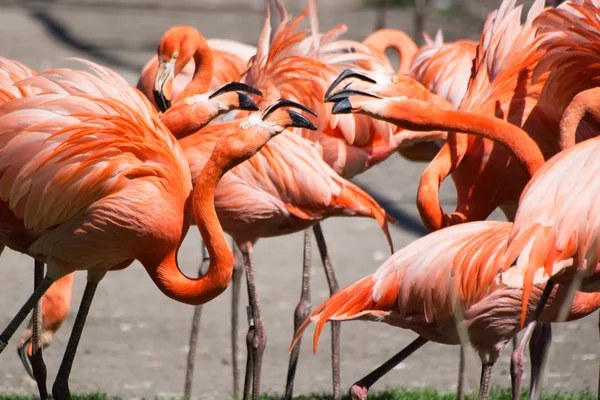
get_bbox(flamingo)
[136,25,255,112]
[290,220,600,400]
[7,54,262,395]
[361,29,418,75]
[0,58,312,399]
[322,0,589,394]
[495,0,600,394]
[142,16,395,400]
[0,57,78,399]
[23,18,397,400]
[398,31,478,162]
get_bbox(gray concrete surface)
[0,1,596,399]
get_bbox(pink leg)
[479,363,494,400]
[285,229,312,400]
[313,223,341,400]
[240,244,266,400]
[29,260,49,400]
[183,244,210,400]
[231,244,244,399]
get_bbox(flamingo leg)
[529,323,551,400]
[183,243,210,400]
[30,260,49,400]
[349,336,429,400]
[231,243,244,399]
[285,229,313,400]
[457,345,465,400]
[0,275,54,354]
[313,223,341,400]
[240,243,266,400]
[243,305,254,400]
[478,363,494,400]
[52,279,99,400]
[510,280,556,400]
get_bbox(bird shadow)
[29,9,147,73]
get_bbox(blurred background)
[0,1,593,399]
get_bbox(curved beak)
[209,81,263,99]
[153,59,175,112]
[325,88,382,103]
[262,98,318,130]
[287,110,317,130]
[209,82,263,112]
[324,69,377,100]
[17,337,35,379]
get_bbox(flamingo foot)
[349,384,369,400]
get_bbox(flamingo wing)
[0,57,42,103]
[292,221,513,352]
[534,0,600,143]
[409,38,477,108]
[0,61,190,232]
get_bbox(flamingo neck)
[559,87,600,151]
[363,29,418,74]
[374,100,545,177]
[142,157,233,305]
[176,36,214,102]
[161,102,216,140]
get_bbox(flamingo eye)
[241,121,250,130]
[172,52,179,59]
[391,75,398,84]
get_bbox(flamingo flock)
[3,0,600,399]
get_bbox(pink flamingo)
[291,220,600,400]
[0,59,307,399]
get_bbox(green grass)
[0,388,597,400]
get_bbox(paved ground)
[0,1,597,399]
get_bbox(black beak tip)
[331,98,353,114]
[287,110,317,130]
[153,90,170,113]
[237,92,259,111]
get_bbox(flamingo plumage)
[136,26,254,112]
[0,58,311,399]
[291,220,600,400]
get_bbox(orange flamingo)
[0,57,76,399]
[147,7,399,398]
[0,59,308,399]
[146,17,395,399]
[497,0,600,393]
[397,31,478,162]
[322,2,569,393]
[177,108,394,400]
[291,220,600,400]
[136,26,254,112]
[361,28,418,75]
[9,53,262,394]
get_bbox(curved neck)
[363,29,418,74]
[559,87,600,151]
[143,158,233,306]
[176,35,214,102]
[416,133,467,231]
[374,100,545,177]
[161,101,217,140]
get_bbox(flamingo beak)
[153,59,175,112]
[262,98,318,130]
[209,82,263,111]
[324,69,377,100]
